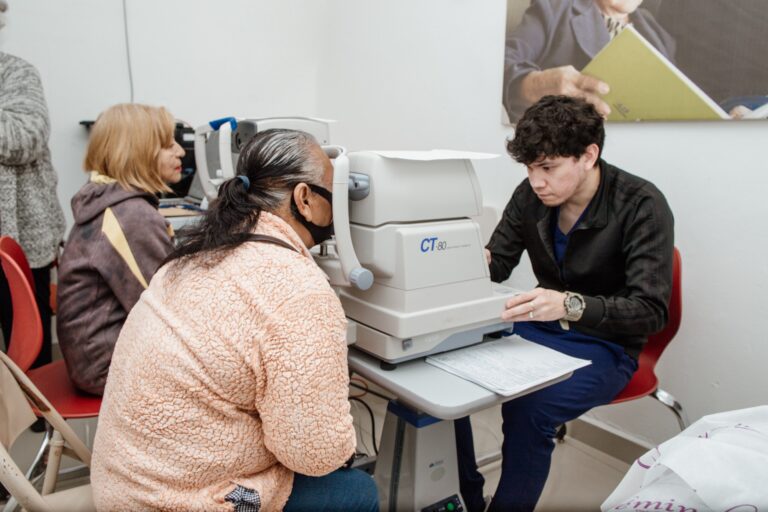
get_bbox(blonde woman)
[56,103,184,395]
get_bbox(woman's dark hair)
[165,128,325,268]
[507,95,605,165]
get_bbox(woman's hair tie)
[237,175,250,191]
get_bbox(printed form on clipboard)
[425,335,591,397]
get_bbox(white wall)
[591,121,768,443]
[319,0,768,446]
[2,1,127,219]
[2,0,329,226]
[5,0,768,446]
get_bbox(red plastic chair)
[0,237,34,294]
[609,247,688,430]
[0,236,58,316]
[0,236,101,488]
[557,247,687,443]
[0,237,43,373]
[0,237,103,417]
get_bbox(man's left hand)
[501,287,567,322]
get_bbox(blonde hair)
[84,103,176,194]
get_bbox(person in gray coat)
[0,0,66,368]
[503,0,676,123]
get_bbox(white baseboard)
[567,417,653,464]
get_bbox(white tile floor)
[535,438,628,512]
[470,443,625,511]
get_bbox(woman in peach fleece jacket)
[91,129,378,512]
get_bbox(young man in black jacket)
[455,95,674,512]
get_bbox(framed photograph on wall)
[502,0,768,124]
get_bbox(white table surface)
[348,347,572,420]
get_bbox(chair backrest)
[0,246,43,373]
[643,247,682,369]
[0,351,92,512]
[0,236,60,315]
[0,236,35,293]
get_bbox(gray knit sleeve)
[0,54,51,166]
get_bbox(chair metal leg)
[652,388,689,431]
[41,430,64,495]
[25,425,51,483]
[2,425,52,512]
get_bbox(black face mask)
[290,183,334,245]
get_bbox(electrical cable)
[121,0,134,103]
[349,401,373,456]
[350,381,394,402]
[349,377,368,398]
[349,397,378,454]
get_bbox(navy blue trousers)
[454,330,637,512]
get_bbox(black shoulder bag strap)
[243,234,299,253]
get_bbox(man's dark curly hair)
[507,95,605,165]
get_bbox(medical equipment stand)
[349,347,574,512]
[375,401,464,512]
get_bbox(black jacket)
[487,160,674,358]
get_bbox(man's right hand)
[519,66,611,117]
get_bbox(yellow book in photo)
[582,25,729,121]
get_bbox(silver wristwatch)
[563,291,586,322]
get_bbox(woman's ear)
[292,183,314,221]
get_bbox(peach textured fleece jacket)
[91,212,356,511]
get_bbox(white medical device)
[192,116,331,201]
[193,116,373,294]
[315,151,518,512]
[194,119,514,363]
[315,151,516,366]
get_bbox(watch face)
[568,296,583,311]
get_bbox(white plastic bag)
[602,406,768,511]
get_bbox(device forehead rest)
[322,145,347,160]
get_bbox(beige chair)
[0,351,95,512]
